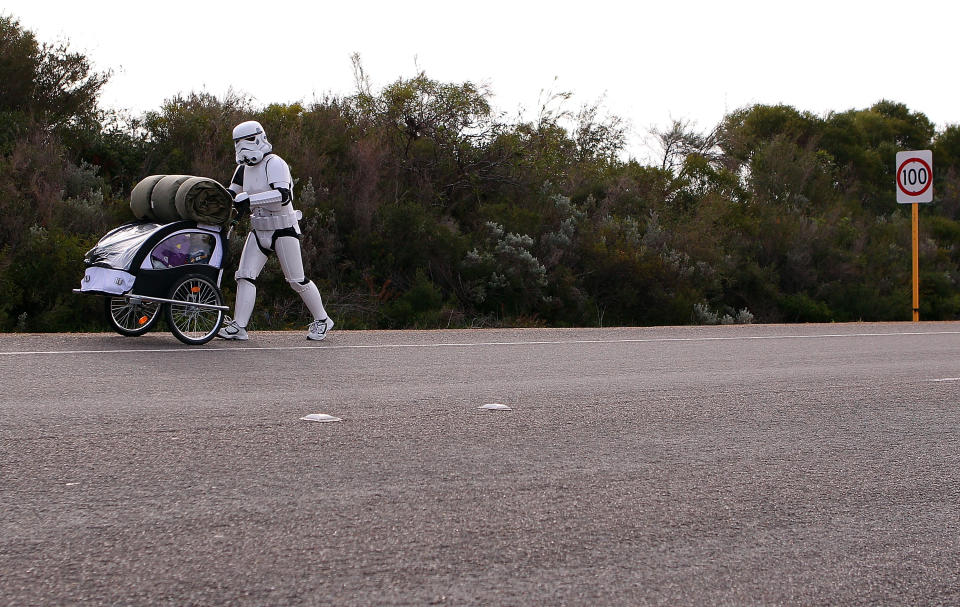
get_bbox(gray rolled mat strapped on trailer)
[129,175,165,221]
[130,175,233,225]
[175,176,233,225]
[151,175,192,223]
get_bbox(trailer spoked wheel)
[165,274,224,345]
[105,296,162,336]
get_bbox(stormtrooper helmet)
[232,120,272,165]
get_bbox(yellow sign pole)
[912,202,919,322]
[897,151,931,322]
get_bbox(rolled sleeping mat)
[150,175,192,223]
[175,176,233,225]
[129,175,166,221]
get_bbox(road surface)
[1,323,959,605]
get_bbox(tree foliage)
[3,15,960,332]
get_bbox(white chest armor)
[240,155,301,232]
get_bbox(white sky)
[5,0,959,160]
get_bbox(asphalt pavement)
[1,323,959,606]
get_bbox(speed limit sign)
[896,150,933,203]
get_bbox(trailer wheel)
[104,296,161,336]
[165,274,224,345]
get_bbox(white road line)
[930,377,960,382]
[2,330,959,356]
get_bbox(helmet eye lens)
[244,136,257,141]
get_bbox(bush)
[779,293,833,323]
[1,226,101,331]
[379,269,445,328]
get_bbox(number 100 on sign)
[896,150,933,204]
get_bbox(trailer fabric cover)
[79,266,136,295]
[85,222,164,270]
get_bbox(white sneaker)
[307,317,334,341]
[217,317,248,340]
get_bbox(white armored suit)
[217,120,333,341]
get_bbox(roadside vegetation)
[3,15,960,331]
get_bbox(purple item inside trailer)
[150,233,215,269]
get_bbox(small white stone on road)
[300,413,342,423]
[479,403,512,411]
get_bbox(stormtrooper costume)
[217,120,333,341]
